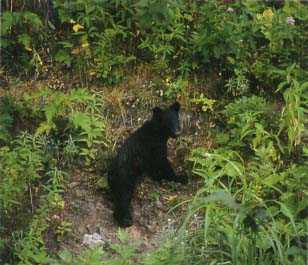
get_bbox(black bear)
[108,102,187,227]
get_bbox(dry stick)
[119,99,126,126]
[29,182,34,213]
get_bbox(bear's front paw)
[115,211,133,227]
[177,174,188,184]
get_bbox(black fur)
[108,102,187,227]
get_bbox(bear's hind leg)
[113,194,133,227]
[112,179,135,227]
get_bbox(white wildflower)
[227,7,234,13]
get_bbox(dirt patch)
[57,165,201,255]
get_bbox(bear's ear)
[170,101,180,111]
[152,107,162,120]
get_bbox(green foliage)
[94,26,136,84]
[275,64,308,154]
[53,230,137,265]
[185,144,307,264]
[0,96,16,143]
[164,78,188,99]
[0,131,69,264]
[13,167,67,265]
[0,10,44,75]
[225,67,250,96]
[24,88,108,163]
[143,240,185,265]
[53,0,136,84]
[191,93,216,113]
[53,247,104,265]
[0,133,43,214]
[251,2,307,85]
[220,95,273,150]
[0,87,108,263]
[181,90,307,264]
[193,1,253,70]
[137,0,191,74]
[2,1,308,87]
[190,149,246,193]
[106,229,136,265]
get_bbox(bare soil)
[58,167,201,255]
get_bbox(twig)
[29,182,34,213]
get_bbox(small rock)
[82,232,107,248]
[75,189,84,198]
[136,242,148,253]
[155,199,163,209]
[127,226,142,240]
[89,203,96,211]
[69,182,79,189]
[286,16,295,25]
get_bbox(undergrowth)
[0,88,108,264]
[0,1,307,265]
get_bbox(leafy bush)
[2,1,308,88]
[13,166,68,265]
[142,239,185,265]
[193,2,253,70]
[137,0,192,74]
[0,133,43,216]
[0,96,16,143]
[23,88,108,163]
[53,0,136,83]
[53,230,137,265]
[185,145,307,264]
[0,10,45,75]
[225,67,250,96]
[219,96,273,151]
[53,247,104,265]
[0,87,109,263]
[0,133,45,262]
[275,64,308,154]
[182,90,307,264]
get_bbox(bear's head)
[152,102,181,138]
